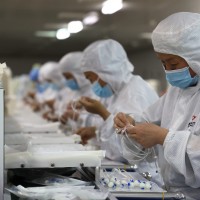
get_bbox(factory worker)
[38,61,65,119]
[114,12,200,199]
[77,39,158,160]
[58,52,93,126]
[29,66,40,82]
[33,63,52,106]
[23,67,41,108]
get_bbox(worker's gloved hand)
[79,97,110,120]
[76,126,96,145]
[113,112,135,133]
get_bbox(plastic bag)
[31,172,90,186]
[6,185,108,200]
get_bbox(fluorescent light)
[35,31,56,38]
[44,23,68,29]
[83,12,99,25]
[102,0,123,15]
[56,28,70,40]
[68,21,83,33]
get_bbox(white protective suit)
[35,63,49,104]
[57,52,94,123]
[123,12,200,199]
[36,61,64,104]
[42,62,64,101]
[81,39,159,161]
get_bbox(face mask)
[165,67,199,89]
[48,83,60,91]
[65,79,80,90]
[36,83,49,93]
[92,81,113,98]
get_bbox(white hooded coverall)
[123,12,200,200]
[81,39,159,161]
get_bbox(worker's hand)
[126,123,168,148]
[46,113,58,122]
[114,112,135,130]
[27,91,35,99]
[31,102,41,112]
[42,111,51,119]
[67,100,83,110]
[65,110,79,121]
[45,99,55,109]
[59,112,69,124]
[76,127,96,145]
[79,97,110,120]
[59,110,79,124]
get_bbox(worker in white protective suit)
[57,52,93,127]
[33,63,51,108]
[38,61,65,120]
[77,39,159,160]
[24,65,49,112]
[114,12,200,200]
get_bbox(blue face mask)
[92,81,113,98]
[36,82,49,93]
[165,67,199,89]
[48,83,60,91]
[65,79,80,90]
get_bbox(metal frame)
[111,191,185,199]
[0,86,4,200]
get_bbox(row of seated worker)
[16,12,200,200]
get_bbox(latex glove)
[113,112,135,130]
[79,97,110,120]
[76,127,96,145]
[126,123,168,148]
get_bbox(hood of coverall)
[59,52,90,88]
[81,39,134,93]
[38,67,45,83]
[39,61,65,88]
[152,12,200,77]
[39,62,65,101]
